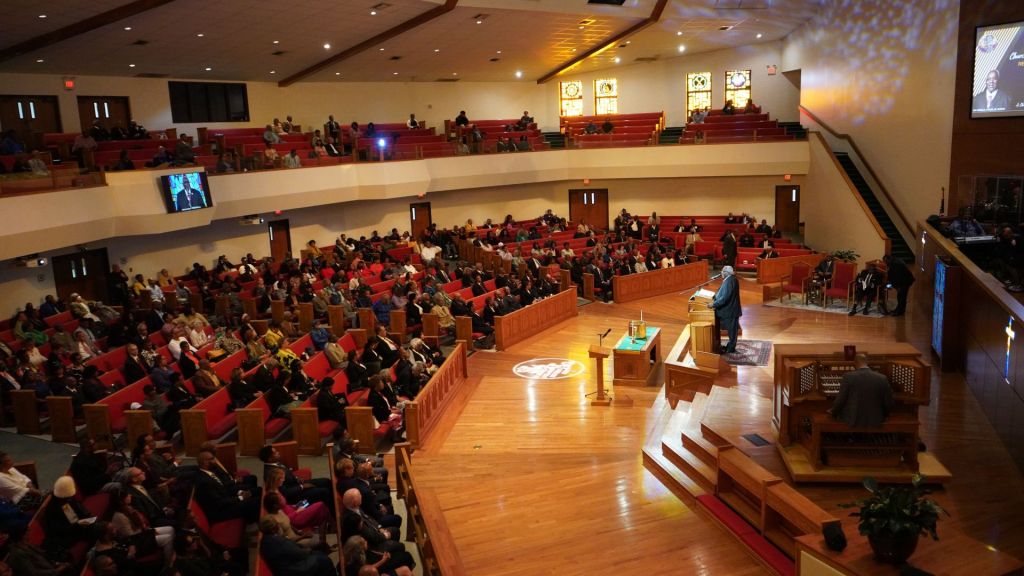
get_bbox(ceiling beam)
[0,0,178,64]
[535,0,669,84]
[278,0,459,87]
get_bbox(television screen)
[972,21,1024,118]
[159,171,212,213]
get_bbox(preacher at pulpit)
[827,355,894,428]
[710,265,741,354]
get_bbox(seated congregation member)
[259,517,336,576]
[373,325,401,368]
[4,524,72,576]
[42,476,94,559]
[814,253,836,281]
[340,490,413,570]
[259,445,333,509]
[173,525,246,576]
[264,466,330,534]
[316,377,348,429]
[123,343,150,384]
[262,493,322,550]
[827,354,893,428]
[758,244,779,260]
[346,349,371,391]
[194,450,260,523]
[109,490,175,562]
[722,99,736,115]
[190,359,221,397]
[333,436,388,484]
[343,535,414,576]
[0,451,44,512]
[849,261,883,316]
[70,438,112,496]
[601,118,614,133]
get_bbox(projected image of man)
[175,174,207,211]
[973,69,1011,112]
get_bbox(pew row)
[395,443,467,576]
[612,260,709,303]
[494,289,578,351]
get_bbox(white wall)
[781,0,959,229]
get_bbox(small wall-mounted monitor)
[159,171,212,213]
[972,21,1024,118]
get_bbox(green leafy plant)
[830,249,860,263]
[840,475,948,540]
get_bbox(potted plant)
[841,475,947,564]
[830,249,860,263]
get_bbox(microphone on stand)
[679,273,723,295]
[598,328,611,347]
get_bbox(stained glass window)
[686,72,712,118]
[724,69,752,108]
[559,81,584,117]
[594,78,618,115]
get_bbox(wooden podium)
[688,289,720,353]
[589,344,612,406]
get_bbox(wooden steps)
[662,436,715,493]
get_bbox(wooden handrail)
[811,132,891,256]
[405,341,468,447]
[799,105,914,236]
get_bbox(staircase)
[778,121,807,140]
[659,126,685,145]
[834,152,914,263]
[542,131,566,149]
[642,390,718,499]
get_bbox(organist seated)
[826,355,894,428]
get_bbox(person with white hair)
[710,266,742,354]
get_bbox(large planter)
[868,531,920,564]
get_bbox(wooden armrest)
[13,461,39,488]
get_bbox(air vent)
[134,72,168,78]
[588,0,626,5]
[131,39,149,46]
[389,55,402,61]
[489,57,500,62]
[271,50,286,56]
[435,78,460,82]
[634,56,659,63]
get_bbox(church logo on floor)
[512,358,585,380]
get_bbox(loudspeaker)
[823,523,847,551]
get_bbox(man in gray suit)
[711,265,742,353]
[828,355,894,428]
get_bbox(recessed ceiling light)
[625,41,631,45]
[379,47,385,51]
[129,63,136,68]
[124,26,132,31]
[273,40,279,44]
[578,25,584,30]
[756,33,763,38]
[452,72,458,76]
[205,67,212,71]
[496,50,502,54]
[676,31,682,36]
[323,43,331,49]
[370,10,377,15]
[270,70,276,74]
[38,14,46,19]
[677,44,686,52]
[197,33,204,37]
[434,48,440,53]
[335,72,341,76]
[476,20,482,24]
[36,59,44,63]
[393,71,399,75]
[614,57,621,63]
[515,70,523,78]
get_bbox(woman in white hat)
[42,475,94,558]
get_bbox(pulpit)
[688,289,720,353]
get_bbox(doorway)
[775,185,800,234]
[409,202,432,240]
[0,95,62,151]
[268,220,291,263]
[52,248,110,303]
[77,96,131,135]
[568,189,609,230]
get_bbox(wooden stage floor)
[411,279,1024,575]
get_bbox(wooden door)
[268,219,291,263]
[568,189,609,230]
[0,95,62,151]
[775,185,800,234]
[77,96,131,134]
[409,202,432,240]
[52,248,110,303]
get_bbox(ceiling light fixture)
[335,72,341,76]
[676,31,682,36]
[496,50,502,54]
[370,10,377,15]
[197,33,204,37]
[614,57,621,63]
[129,63,136,68]
[124,26,132,31]
[452,72,458,76]
[625,41,631,45]
[379,47,385,51]
[38,14,46,18]
[515,70,522,78]
[205,67,212,71]
[393,72,399,75]
[273,40,279,44]
[578,26,585,30]
[756,33,763,38]
[677,44,686,52]
[323,43,331,49]
[36,59,44,63]
[434,48,440,53]
[270,70,276,74]
[476,20,482,24]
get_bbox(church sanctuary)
[2,0,1024,575]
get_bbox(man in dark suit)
[972,69,1012,112]
[721,230,738,268]
[711,266,742,354]
[195,449,260,523]
[883,255,915,316]
[340,488,415,570]
[814,254,836,281]
[828,355,893,427]
[175,176,206,211]
[122,343,149,384]
[259,517,336,576]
